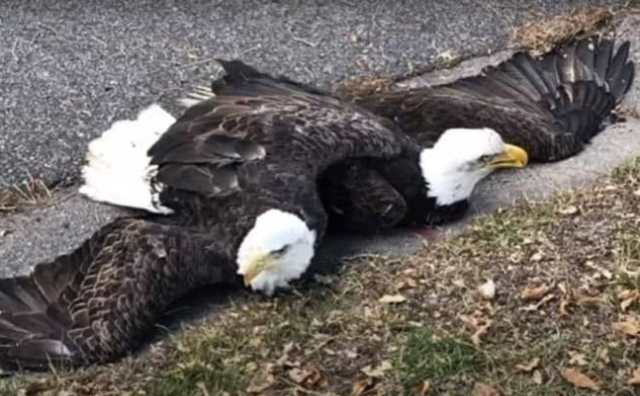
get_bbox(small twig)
[37,22,59,36]
[10,38,20,62]
[291,36,319,48]
[306,336,335,357]
[238,44,262,57]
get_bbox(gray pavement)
[0,0,624,187]
[2,9,640,280]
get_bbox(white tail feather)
[79,104,176,214]
[176,84,215,108]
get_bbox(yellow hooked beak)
[488,144,528,169]
[242,254,275,287]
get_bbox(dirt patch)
[334,75,395,100]
[512,7,614,55]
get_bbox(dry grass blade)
[334,75,394,99]
[512,7,613,55]
[0,178,52,212]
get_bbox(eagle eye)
[272,245,290,256]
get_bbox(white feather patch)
[236,209,316,295]
[79,104,176,214]
[176,84,215,108]
[420,128,505,206]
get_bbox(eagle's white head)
[420,128,528,205]
[237,209,316,296]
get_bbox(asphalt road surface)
[0,0,624,187]
[1,2,639,279]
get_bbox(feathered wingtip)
[492,36,635,138]
[208,58,276,96]
[0,259,81,371]
[543,36,635,138]
[176,84,215,108]
[605,40,635,101]
[215,59,266,81]
[176,59,269,109]
[566,36,633,100]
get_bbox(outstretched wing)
[152,59,407,201]
[0,219,235,370]
[355,36,635,161]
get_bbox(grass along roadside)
[3,157,640,395]
[0,178,53,213]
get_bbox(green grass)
[146,329,250,396]
[0,380,21,396]
[395,328,483,392]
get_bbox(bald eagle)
[321,36,635,231]
[0,60,523,370]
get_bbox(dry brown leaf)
[478,279,496,300]
[472,382,500,396]
[628,368,640,386]
[530,252,544,262]
[246,373,276,394]
[413,380,431,396]
[361,360,392,378]
[559,297,571,317]
[460,314,478,328]
[521,285,550,301]
[612,318,640,337]
[576,293,606,306]
[568,351,588,366]
[619,290,640,312]
[515,357,540,372]
[520,294,555,312]
[288,366,325,388]
[452,279,466,288]
[288,368,309,384]
[471,320,493,346]
[352,377,375,396]
[460,314,492,345]
[561,368,600,391]
[305,367,325,388]
[532,370,543,385]
[397,277,418,291]
[378,294,407,304]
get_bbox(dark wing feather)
[148,60,354,202]
[0,219,235,370]
[157,164,239,197]
[354,36,635,162]
[319,160,408,233]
